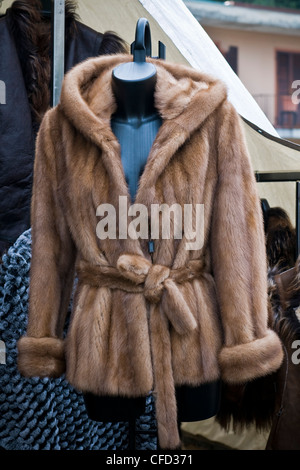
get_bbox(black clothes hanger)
[111,17,165,114]
[131,17,152,62]
[111,18,165,201]
[130,17,166,62]
[111,17,166,95]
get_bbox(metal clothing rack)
[255,170,300,258]
[50,0,65,107]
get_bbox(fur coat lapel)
[58,53,227,264]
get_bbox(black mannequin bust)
[84,55,221,438]
[110,60,162,201]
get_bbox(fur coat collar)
[60,54,226,204]
[17,54,283,449]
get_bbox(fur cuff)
[219,329,283,384]
[17,336,66,378]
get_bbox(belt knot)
[117,254,170,303]
[116,254,198,335]
[78,254,202,336]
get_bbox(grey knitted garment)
[0,229,157,450]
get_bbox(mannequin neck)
[111,61,159,125]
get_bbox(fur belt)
[77,254,205,335]
[77,254,205,448]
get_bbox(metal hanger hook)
[132,18,152,63]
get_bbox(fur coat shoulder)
[17,53,283,449]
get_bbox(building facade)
[185,0,300,142]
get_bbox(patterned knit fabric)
[0,229,157,450]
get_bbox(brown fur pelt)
[271,258,300,343]
[262,206,299,346]
[7,0,127,123]
[265,256,300,449]
[265,207,296,271]
[7,0,51,122]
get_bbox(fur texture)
[17,54,283,449]
[8,0,51,122]
[18,337,65,378]
[7,0,127,123]
[265,207,296,271]
[266,255,300,449]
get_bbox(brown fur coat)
[17,54,283,449]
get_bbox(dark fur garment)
[6,0,127,123]
[264,207,296,271]
[217,206,299,435]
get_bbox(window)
[277,51,300,128]
[214,42,238,75]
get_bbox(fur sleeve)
[17,109,76,378]
[211,101,283,384]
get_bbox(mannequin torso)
[110,61,162,201]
